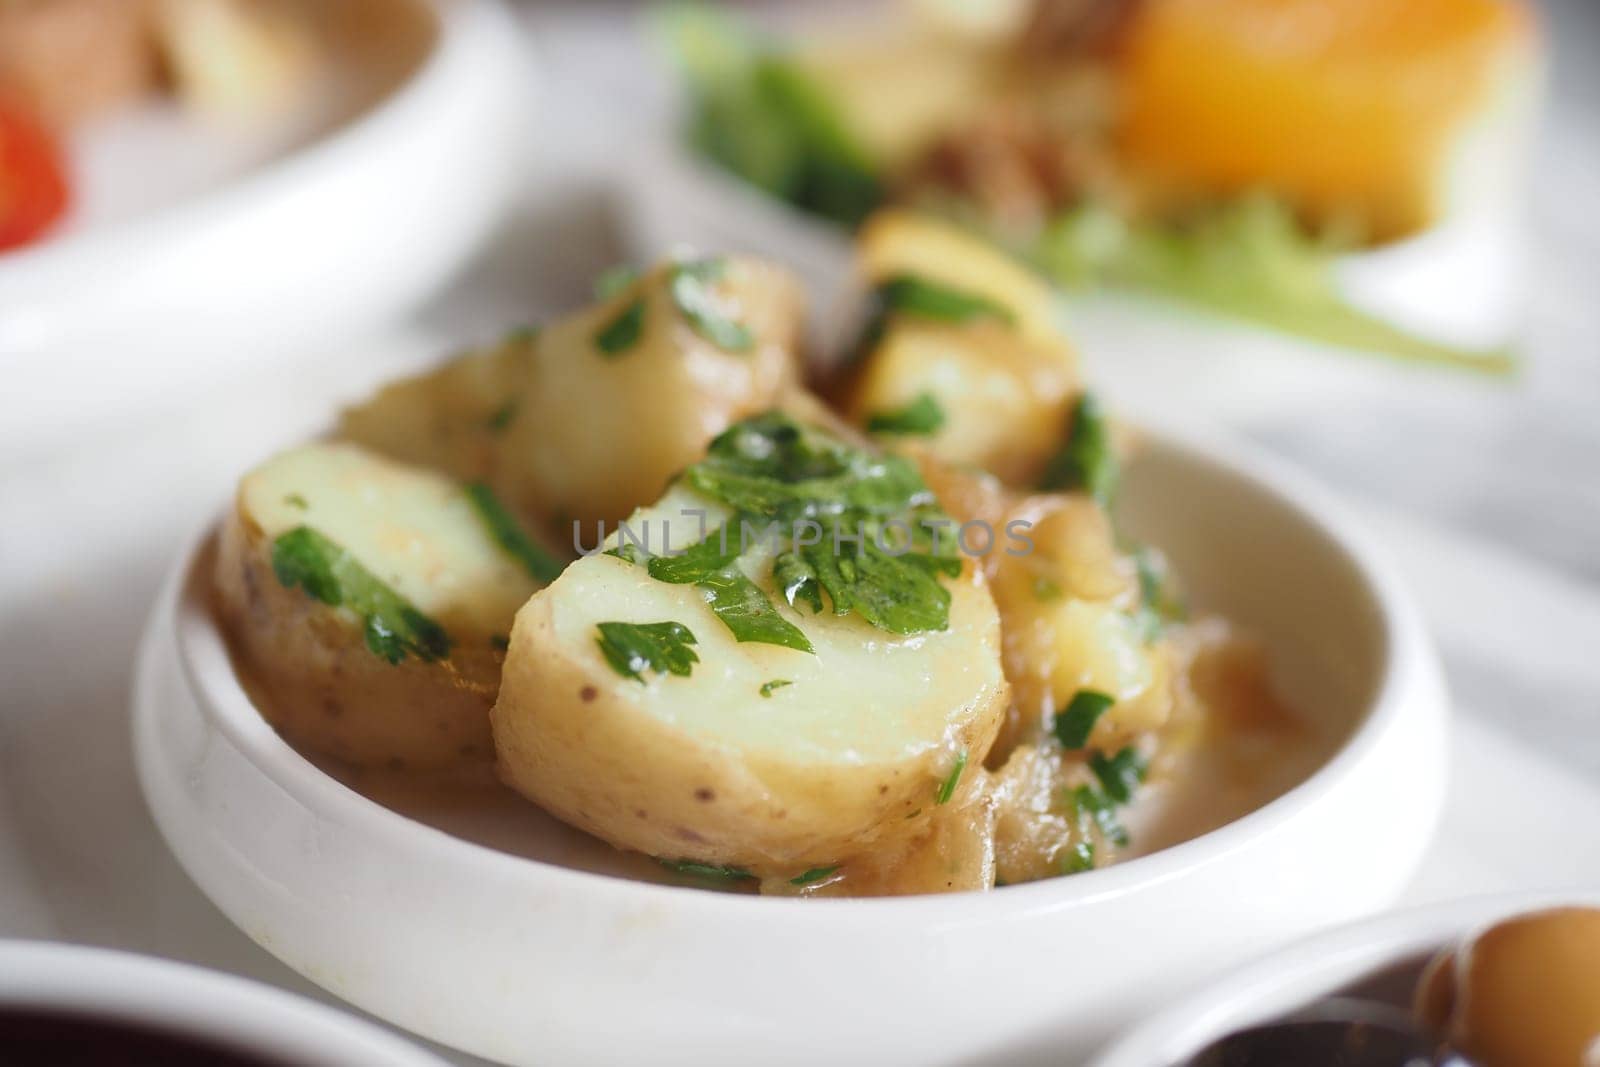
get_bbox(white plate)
[0,0,526,453]
[133,422,1447,1066]
[0,939,446,1065]
[1089,890,1600,1067]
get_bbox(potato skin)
[492,560,1008,877]
[213,496,501,774]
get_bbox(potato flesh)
[848,320,1076,484]
[492,485,1010,875]
[216,442,541,770]
[238,442,536,635]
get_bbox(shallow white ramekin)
[133,423,1449,1065]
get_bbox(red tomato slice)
[0,104,71,252]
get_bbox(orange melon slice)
[1117,0,1539,241]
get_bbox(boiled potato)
[988,494,1173,756]
[492,413,1010,879]
[214,442,546,771]
[842,211,1079,483]
[340,257,804,543]
[338,331,533,487]
[846,319,1076,484]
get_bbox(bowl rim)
[0,0,499,292]
[0,939,445,1065]
[1087,889,1600,1067]
[164,419,1434,921]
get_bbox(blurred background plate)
[0,0,526,454]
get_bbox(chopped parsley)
[866,393,945,437]
[270,526,449,665]
[595,297,647,356]
[647,523,814,653]
[1063,784,1130,849]
[1053,689,1116,750]
[465,483,564,584]
[683,412,962,637]
[669,259,754,352]
[1131,544,1186,642]
[759,679,793,697]
[1089,746,1147,806]
[1040,391,1117,505]
[283,493,309,510]
[934,749,968,806]
[789,865,839,886]
[660,859,755,884]
[1032,576,1063,602]
[485,400,518,433]
[595,621,699,683]
[1061,841,1096,875]
[594,264,640,299]
[877,274,1017,326]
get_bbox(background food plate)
[0,0,525,454]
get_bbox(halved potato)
[492,418,1010,878]
[214,442,545,771]
[339,256,805,543]
[846,318,1077,484]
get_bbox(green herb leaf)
[866,393,946,437]
[594,264,640,299]
[271,526,450,665]
[1040,391,1117,505]
[1130,544,1186,642]
[465,483,564,584]
[595,297,647,356]
[485,401,518,433]
[1053,688,1116,749]
[1061,840,1096,875]
[1089,746,1147,806]
[681,412,962,637]
[595,621,699,683]
[647,521,814,654]
[283,493,309,510]
[878,274,1016,326]
[669,260,754,352]
[934,749,968,806]
[660,859,755,884]
[1032,196,1514,374]
[1063,784,1130,848]
[788,865,839,886]
[759,679,793,698]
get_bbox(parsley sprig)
[271,526,450,665]
[595,621,699,683]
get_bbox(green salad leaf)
[271,526,450,665]
[660,5,882,227]
[1032,196,1515,373]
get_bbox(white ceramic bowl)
[1089,890,1600,1067]
[132,424,1448,1066]
[0,940,445,1065]
[618,142,1526,424]
[0,0,526,453]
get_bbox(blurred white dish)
[1089,890,1600,1067]
[133,421,1447,1066]
[618,141,1525,423]
[0,939,445,1065]
[0,0,525,453]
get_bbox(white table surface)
[1,2,1597,1063]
